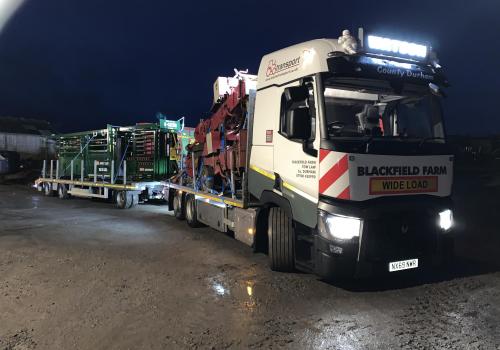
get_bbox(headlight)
[318,211,362,241]
[439,209,453,231]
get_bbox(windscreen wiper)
[418,137,445,147]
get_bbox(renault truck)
[167,29,454,278]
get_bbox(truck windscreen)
[323,87,445,141]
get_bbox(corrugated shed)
[0,116,54,135]
[0,117,56,158]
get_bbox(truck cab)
[248,30,454,277]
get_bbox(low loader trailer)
[167,29,455,279]
[36,119,183,208]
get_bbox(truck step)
[295,259,314,273]
[297,234,314,243]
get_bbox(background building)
[0,116,55,175]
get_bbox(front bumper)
[314,195,454,279]
[314,234,453,279]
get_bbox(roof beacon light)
[367,35,427,59]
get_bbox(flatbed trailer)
[35,159,164,208]
[36,119,183,208]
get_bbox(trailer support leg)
[231,170,236,199]
[111,160,115,184]
[191,152,196,191]
[123,160,127,185]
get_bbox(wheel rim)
[117,192,125,207]
[174,195,180,212]
[186,198,193,221]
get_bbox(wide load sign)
[319,151,453,201]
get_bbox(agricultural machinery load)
[182,70,257,197]
[36,117,190,207]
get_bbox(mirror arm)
[302,141,317,157]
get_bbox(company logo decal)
[265,56,301,80]
[358,165,447,176]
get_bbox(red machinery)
[184,71,257,194]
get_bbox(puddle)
[206,273,261,313]
[208,274,230,297]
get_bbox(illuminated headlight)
[318,211,362,241]
[439,209,453,231]
[367,35,427,59]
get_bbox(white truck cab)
[170,29,454,278]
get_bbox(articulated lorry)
[167,29,455,278]
[36,118,183,208]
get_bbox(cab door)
[273,79,320,228]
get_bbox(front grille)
[362,211,438,262]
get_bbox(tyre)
[115,191,132,209]
[43,182,54,197]
[268,207,295,272]
[130,193,139,208]
[57,184,70,199]
[173,191,185,220]
[185,194,203,228]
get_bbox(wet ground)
[0,178,500,349]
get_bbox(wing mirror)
[283,86,311,140]
[284,107,311,140]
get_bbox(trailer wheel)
[43,182,54,197]
[173,191,185,220]
[131,193,139,208]
[57,184,70,199]
[268,207,295,272]
[115,191,132,209]
[185,194,203,228]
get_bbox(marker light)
[367,35,427,59]
[318,211,362,241]
[439,209,453,231]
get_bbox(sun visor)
[327,55,449,88]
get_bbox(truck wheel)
[173,191,185,220]
[185,194,203,228]
[43,182,54,197]
[57,184,70,199]
[115,191,132,209]
[130,193,139,208]
[268,207,295,272]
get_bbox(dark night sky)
[0,0,498,134]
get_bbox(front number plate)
[389,258,419,272]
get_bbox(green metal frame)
[56,120,181,183]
